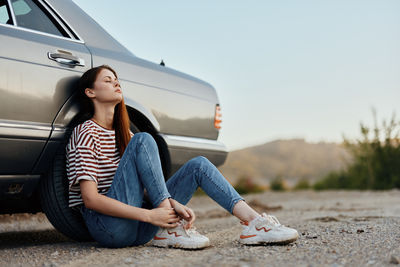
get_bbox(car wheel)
[40,120,141,241]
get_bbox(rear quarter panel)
[48,0,220,140]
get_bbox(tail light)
[214,104,222,130]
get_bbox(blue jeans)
[80,132,244,248]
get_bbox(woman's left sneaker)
[239,213,299,245]
[151,219,210,249]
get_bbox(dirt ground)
[1,190,400,267]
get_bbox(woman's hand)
[147,207,180,228]
[169,199,196,229]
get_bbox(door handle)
[48,52,85,67]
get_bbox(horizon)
[229,136,347,152]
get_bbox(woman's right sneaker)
[151,219,210,249]
[239,213,299,245]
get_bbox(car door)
[0,0,91,173]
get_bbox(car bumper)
[158,134,228,178]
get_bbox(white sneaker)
[239,213,299,245]
[151,219,210,249]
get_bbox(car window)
[0,0,13,25]
[10,0,69,38]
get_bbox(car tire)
[40,120,141,242]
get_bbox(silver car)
[0,0,227,241]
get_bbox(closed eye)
[104,78,118,83]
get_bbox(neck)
[91,104,116,130]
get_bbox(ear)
[85,88,95,99]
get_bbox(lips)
[115,89,122,93]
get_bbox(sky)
[72,0,400,151]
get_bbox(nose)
[114,79,120,88]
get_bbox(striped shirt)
[65,119,134,208]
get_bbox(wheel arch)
[125,104,171,179]
[123,97,160,133]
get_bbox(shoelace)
[178,219,200,236]
[261,213,282,226]
[251,213,283,229]
[186,226,200,236]
[240,213,282,228]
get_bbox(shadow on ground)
[0,229,72,248]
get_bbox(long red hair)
[77,65,131,156]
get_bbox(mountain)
[217,139,351,187]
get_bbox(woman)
[66,65,299,249]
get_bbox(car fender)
[123,96,160,132]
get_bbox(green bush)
[294,178,310,190]
[314,110,400,190]
[270,176,285,191]
[234,175,265,194]
[313,171,348,190]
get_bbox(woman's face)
[86,68,123,104]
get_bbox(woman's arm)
[79,180,179,228]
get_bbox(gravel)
[1,190,399,267]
